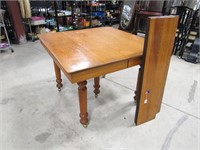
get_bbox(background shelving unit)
[53,1,107,31]
[27,0,122,35]
[105,1,122,26]
[0,9,14,53]
[0,1,17,44]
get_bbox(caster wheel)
[95,94,98,98]
[58,88,61,92]
[10,48,14,53]
[83,124,88,128]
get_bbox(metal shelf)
[0,9,14,53]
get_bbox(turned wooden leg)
[77,81,88,128]
[93,77,100,98]
[134,66,142,103]
[54,61,63,91]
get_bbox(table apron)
[68,56,142,83]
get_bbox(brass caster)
[83,124,88,128]
[58,88,61,92]
[95,94,98,98]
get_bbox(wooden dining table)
[38,17,178,128]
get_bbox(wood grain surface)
[135,16,179,125]
[38,27,144,73]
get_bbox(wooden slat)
[135,16,179,125]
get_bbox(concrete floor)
[0,40,200,150]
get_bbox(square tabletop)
[38,27,144,74]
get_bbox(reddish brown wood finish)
[77,81,88,126]
[54,61,63,91]
[135,16,179,125]
[93,77,100,98]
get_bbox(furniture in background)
[132,0,166,34]
[185,38,200,63]
[118,0,137,32]
[54,0,122,31]
[39,16,178,127]
[105,1,122,26]
[0,1,18,44]
[24,1,51,41]
[187,9,199,45]
[169,6,194,58]
[184,9,199,62]
[133,11,163,34]
[24,16,46,41]
[119,0,166,34]
[28,0,122,33]
[0,9,13,53]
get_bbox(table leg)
[77,81,88,128]
[93,77,100,98]
[54,61,63,91]
[134,66,142,103]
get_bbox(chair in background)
[132,0,166,35]
[186,9,199,49]
[169,6,194,58]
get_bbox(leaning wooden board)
[135,16,179,125]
